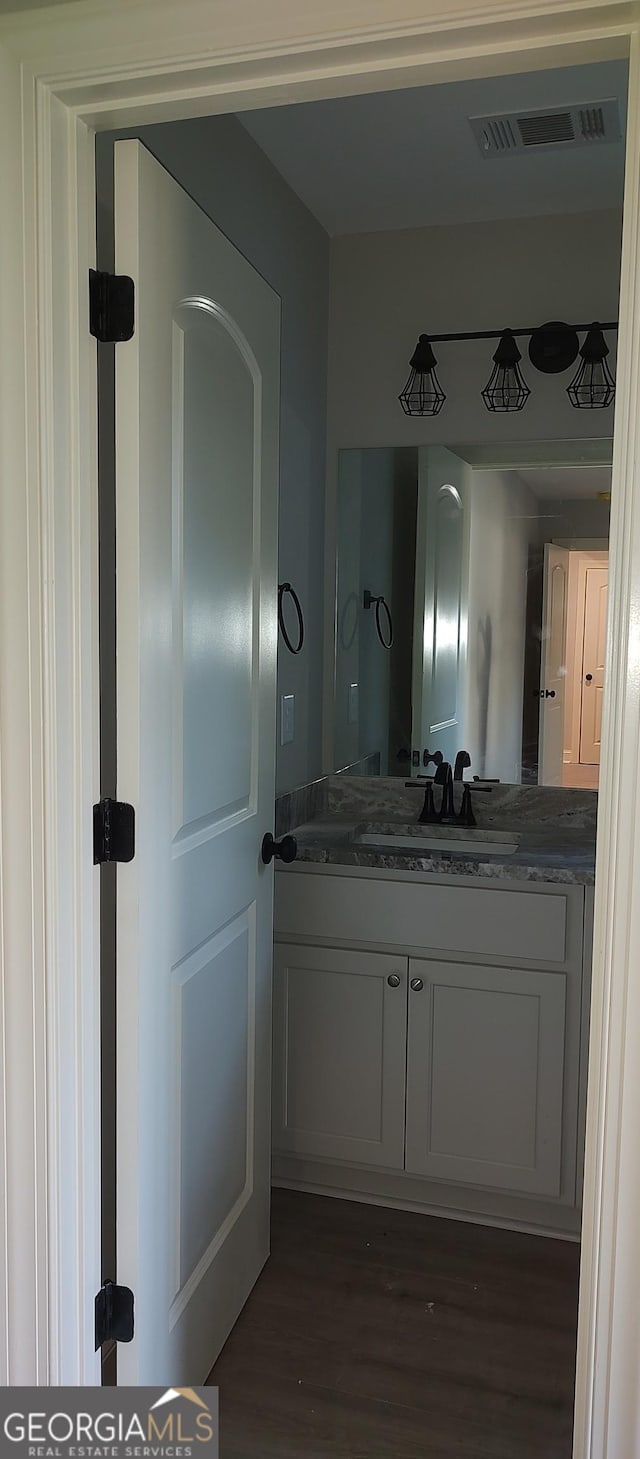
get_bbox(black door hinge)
[89,268,135,343]
[93,798,135,865]
[95,1281,134,1350]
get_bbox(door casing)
[1,6,640,1455]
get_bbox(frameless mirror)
[332,440,612,788]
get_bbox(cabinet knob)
[410,977,424,992]
[387,973,401,988]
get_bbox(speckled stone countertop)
[277,777,597,886]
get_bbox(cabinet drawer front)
[275,872,570,965]
[273,944,407,1169]
[406,959,566,1198]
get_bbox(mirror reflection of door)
[562,551,609,789]
[412,449,469,772]
[580,566,608,764]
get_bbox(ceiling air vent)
[470,98,621,158]
[518,111,574,147]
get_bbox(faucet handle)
[460,784,477,827]
[423,748,444,769]
[418,784,436,824]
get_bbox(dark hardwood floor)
[208,1188,580,1458]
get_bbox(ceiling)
[239,59,628,236]
[0,0,84,9]
[517,465,612,500]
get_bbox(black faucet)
[417,760,481,826]
[419,761,454,823]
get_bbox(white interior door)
[411,448,468,769]
[114,140,280,1384]
[580,564,608,765]
[539,544,569,786]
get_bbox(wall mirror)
[332,439,612,788]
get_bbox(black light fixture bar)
[425,320,618,344]
[399,319,618,418]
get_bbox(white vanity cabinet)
[405,958,567,1198]
[272,944,407,1168]
[273,866,591,1236]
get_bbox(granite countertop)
[277,778,597,885]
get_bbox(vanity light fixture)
[481,330,530,413]
[398,334,446,417]
[528,320,580,375]
[399,319,617,416]
[567,323,616,409]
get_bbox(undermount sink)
[354,825,520,857]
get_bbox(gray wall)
[325,206,620,782]
[327,209,622,452]
[99,115,330,794]
[547,496,611,542]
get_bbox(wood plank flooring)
[208,1189,580,1458]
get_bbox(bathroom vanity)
[272,778,595,1237]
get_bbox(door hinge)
[89,268,135,343]
[93,798,135,865]
[95,1281,134,1350]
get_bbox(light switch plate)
[280,693,295,746]
[348,682,359,725]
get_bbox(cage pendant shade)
[481,330,530,413]
[567,324,615,409]
[399,333,446,416]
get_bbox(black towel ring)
[278,581,305,655]
[363,589,394,650]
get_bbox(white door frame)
[0,1,639,1445]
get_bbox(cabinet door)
[406,959,566,1197]
[273,944,408,1169]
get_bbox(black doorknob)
[544,689,556,699]
[261,832,297,866]
[585,673,593,683]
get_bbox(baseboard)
[271,1156,582,1241]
